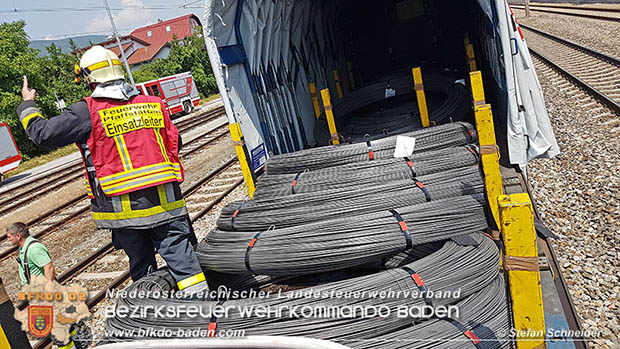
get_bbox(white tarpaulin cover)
[203,0,559,170]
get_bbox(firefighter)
[17,46,207,295]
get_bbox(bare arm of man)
[43,262,56,282]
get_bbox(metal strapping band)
[479,144,499,155]
[389,209,412,249]
[366,141,374,161]
[292,172,303,194]
[208,300,226,337]
[445,319,482,346]
[324,105,333,111]
[403,157,417,178]
[330,133,339,141]
[412,178,431,202]
[244,226,274,275]
[474,100,486,107]
[503,255,540,271]
[230,201,246,230]
[414,83,424,91]
[232,140,245,147]
[401,266,432,307]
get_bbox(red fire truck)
[0,123,22,182]
[136,71,201,116]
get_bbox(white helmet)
[76,45,125,85]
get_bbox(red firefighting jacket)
[83,95,184,197]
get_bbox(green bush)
[0,21,217,159]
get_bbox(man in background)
[6,222,55,285]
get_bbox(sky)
[0,0,205,40]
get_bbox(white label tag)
[393,136,416,158]
[385,88,396,98]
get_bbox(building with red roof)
[75,14,201,70]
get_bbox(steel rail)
[32,159,243,349]
[0,107,225,202]
[176,106,226,134]
[0,119,230,260]
[515,3,620,13]
[529,49,620,115]
[0,161,82,197]
[520,24,620,67]
[19,158,238,312]
[0,172,84,216]
[511,5,620,22]
[182,130,230,158]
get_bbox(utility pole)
[525,0,530,17]
[103,0,136,90]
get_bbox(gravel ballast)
[513,4,620,58]
[528,57,620,348]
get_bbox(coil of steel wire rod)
[267,122,476,175]
[219,165,485,231]
[201,194,488,275]
[254,145,479,198]
[355,276,511,349]
[313,72,471,145]
[103,234,501,346]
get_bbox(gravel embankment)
[528,58,620,348]
[513,5,620,58]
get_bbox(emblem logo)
[28,305,53,337]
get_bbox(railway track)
[520,25,620,115]
[0,106,227,217]
[0,118,232,260]
[24,157,244,349]
[511,4,620,23]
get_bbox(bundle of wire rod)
[200,194,488,275]
[104,235,503,345]
[267,121,476,175]
[354,275,512,349]
[313,72,471,145]
[253,145,479,198]
[219,165,485,231]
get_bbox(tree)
[0,21,87,158]
[0,21,218,159]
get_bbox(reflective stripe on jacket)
[83,95,184,196]
[81,95,187,229]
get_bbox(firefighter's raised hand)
[21,76,36,101]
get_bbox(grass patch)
[5,144,78,178]
[201,93,221,104]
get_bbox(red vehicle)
[0,122,22,182]
[136,71,201,116]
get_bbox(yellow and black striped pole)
[308,83,322,118]
[229,123,256,198]
[333,70,344,99]
[464,33,477,72]
[469,70,503,227]
[412,67,430,127]
[320,88,340,145]
[499,194,546,348]
[347,62,356,90]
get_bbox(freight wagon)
[0,123,22,183]
[98,0,587,348]
[200,0,584,348]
